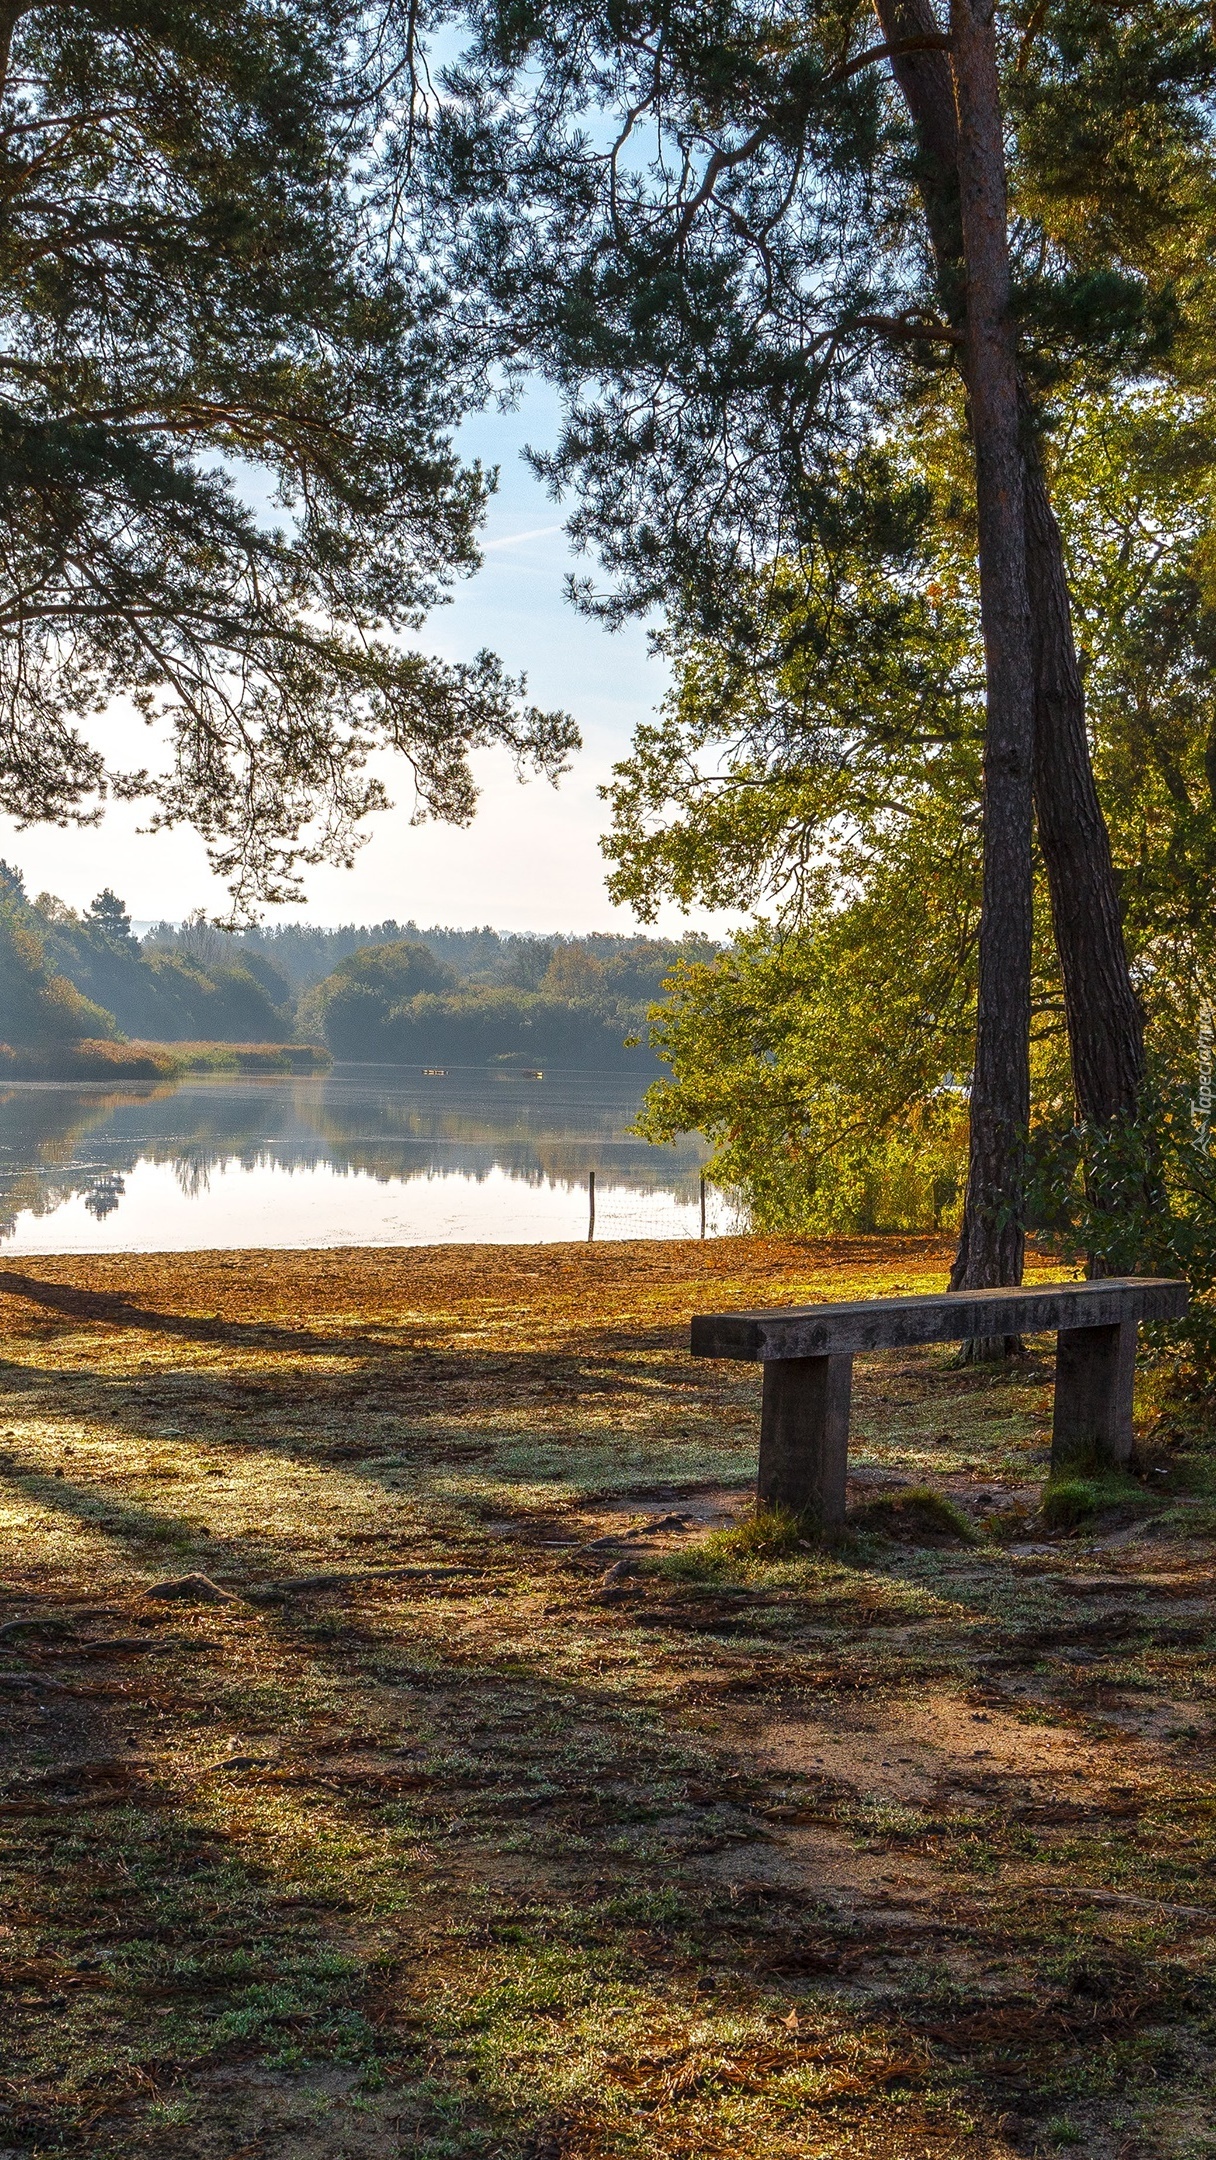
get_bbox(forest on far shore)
[0,863,715,1073]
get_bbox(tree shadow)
[0,1364,1196,2159]
[0,1529,1006,2157]
[0,1266,407,1357]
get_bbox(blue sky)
[1,388,734,938]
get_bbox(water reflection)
[0,1067,719,1250]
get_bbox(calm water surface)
[0,1066,727,1252]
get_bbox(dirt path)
[0,1238,1212,2159]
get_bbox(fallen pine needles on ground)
[0,1235,1213,2159]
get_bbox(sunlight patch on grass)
[2,1238,1214,2160]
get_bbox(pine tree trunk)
[875,0,1146,1138]
[945,0,1034,1294]
[1021,419,1145,1126]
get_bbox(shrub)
[636,923,970,1234]
[1029,1075,1216,1398]
[298,946,661,1070]
[296,940,458,1055]
[0,1039,330,1081]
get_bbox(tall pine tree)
[415,0,1215,1283]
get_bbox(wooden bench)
[690,1278,1189,1527]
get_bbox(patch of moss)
[845,1484,978,1545]
[1040,1471,1149,1531]
[655,1508,809,1582]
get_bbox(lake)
[0,1066,729,1252]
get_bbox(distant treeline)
[148,915,715,1003]
[295,943,685,1070]
[0,864,716,1070]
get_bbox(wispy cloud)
[482,524,565,551]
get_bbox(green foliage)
[140,920,719,997]
[1029,1076,1216,1390]
[605,539,986,921]
[617,515,988,1228]
[624,391,1216,1235]
[35,905,294,1046]
[83,890,139,954]
[293,935,704,1067]
[299,956,662,1071]
[411,2,1216,1270]
[0,868,722,1063]
[625,552,995,1226]
[418,0,1215,643]
[1052,391,1216,1020]
[0,880,299,1044]
[152,916,436,994]
[316,940,458,1000]
[638,922,974,1232]
[0,0,576,909]
[137,956,294,1044]
[0,898,118,1047]
[297,940,459,1055]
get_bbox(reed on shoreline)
[0,1036,331,1080]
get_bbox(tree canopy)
[634,385,1216,1232]
[411,0,1216,1281]
[418,0,1213,632]
[0,0,576,910]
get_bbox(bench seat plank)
[691,1277,1188,1363]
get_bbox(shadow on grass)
[2,1414,1215,2157]
[0,1548,979,2157]
[0,1273,1210,2155]
[0,1266,409,1357]
[0,1342,760,1551]
[7,1530,1214,2159]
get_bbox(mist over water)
[0,1067,728,1251]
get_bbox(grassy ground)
[0,1234,1213,2160]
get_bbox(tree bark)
[943,0,1034,1292]
[0,7,25,106]
[875,0,1146,1138]
[1021,418,1145,1125]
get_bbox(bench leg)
[757,1355,852,1528]
[1051,1321,1137,1472]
